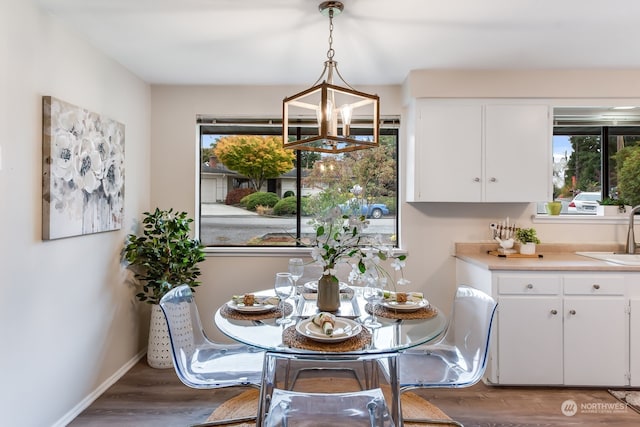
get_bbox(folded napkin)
[231,294,280,306]
[382,291,423,303]
[312,312,336,335]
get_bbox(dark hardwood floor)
[69,360,639,427]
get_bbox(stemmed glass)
[274,272,295,325]
[288,258,304,289]
[363,278,385,329]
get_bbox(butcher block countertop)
[455,242,640,272]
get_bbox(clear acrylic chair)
[395,285,498,427]
[159,285,265,426]
[264,387,396,427]
[260,351,396,427]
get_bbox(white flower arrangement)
[308,207,409,287]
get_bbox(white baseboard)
[52,349,146,427]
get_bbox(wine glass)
[274,272,295,325]
[363,278,385,329]
[288,258,304,288]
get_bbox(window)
[542,106,640,215]
[198,118,400,248]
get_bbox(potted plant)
[598,198,629,216]
[515,227,540,255]
[123,208,205,368]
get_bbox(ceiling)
[34,0,640,86]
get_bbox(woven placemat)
[220,302,293,321]
[206,384,453,426]
[365,303,438,320]
[282,324,372,352]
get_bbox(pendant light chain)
[327,9,335,60]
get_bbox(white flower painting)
[42,96,125,240]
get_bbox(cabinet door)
[414,102,482,201]
[497,296,563,385]
[484,105,551,202]
[632,299,640,386]
[563,297,628,386]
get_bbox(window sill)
[532,214,630,225]
[204,246,409,257]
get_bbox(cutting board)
[487,250,543,259]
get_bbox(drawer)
[498,275,561,295]
[564,275,625,295]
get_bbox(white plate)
[303,281,349,292]
[381,299,429,312]
[226,300,276,313]
[295,317,361,343]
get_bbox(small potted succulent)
[515,227,540,255]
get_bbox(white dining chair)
[159,285,265,426]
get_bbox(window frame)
[196,118,401,254]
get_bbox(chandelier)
[282,1,380,153]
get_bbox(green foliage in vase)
[309,208,408,287]
[123,208,205,304]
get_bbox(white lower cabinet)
[457,260,632,386]
[498,294,563,384]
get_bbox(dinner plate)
[380,299,429,312]
[226,300,276,313]
[295,317,361,343]
[303,281,349,292]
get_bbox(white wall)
[0,1,150,426]
[151,73,640,343]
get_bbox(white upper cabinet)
[407,99,552,202]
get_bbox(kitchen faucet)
[626,205,640,254]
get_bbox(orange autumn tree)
[213,135,295,191]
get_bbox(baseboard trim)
[52,349,146,427]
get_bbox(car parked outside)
[568,192,601,213]
[339,200,390,219]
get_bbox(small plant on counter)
[515,227,540,244]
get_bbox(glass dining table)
[214,284,447,426]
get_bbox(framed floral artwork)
[42,96,125,240]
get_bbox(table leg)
[388,355,403,427]
[256,353,276,427]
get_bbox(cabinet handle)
[550,309,558,315]
[489,177,497,182]
[526,284,533,289]
[473,177,480,182]
[569,309,576,315]
[593,284,600,290]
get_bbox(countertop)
[455,242,640,272]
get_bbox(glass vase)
[317,274,340,311]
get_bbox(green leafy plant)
[240,191,279,211]
[616,146,640,207]
[273,195,311,216]
[600,197,628,206]
[515,227,540,244]
[123,208,205,304]
[308,208,408,288]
